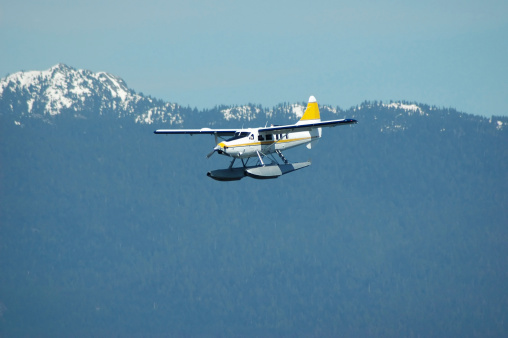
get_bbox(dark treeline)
[1,104,507,336]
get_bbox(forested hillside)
[1,103,507,336]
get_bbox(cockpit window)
[226,132,250,141]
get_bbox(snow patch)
[291,104,305,118]
[221,106,260,121]
[381,124,407,133]
[384,102,426,116]
[27,98,34,113]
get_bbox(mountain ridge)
[3,64,506,132]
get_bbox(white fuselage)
[217,127,322,158]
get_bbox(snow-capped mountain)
[0,64,183,125]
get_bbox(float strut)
[276,150,289,164]
[228,158,236,169]
[256,151,265,166]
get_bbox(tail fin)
[297,96,321,124]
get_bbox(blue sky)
[1,0,507,116]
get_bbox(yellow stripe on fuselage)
[226,136,317,148]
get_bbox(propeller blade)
[206,149,216,158]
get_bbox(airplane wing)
[258,118,357,134]
[154,119,357,135]
[154,128,237,136]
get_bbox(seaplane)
[154,96,357,181]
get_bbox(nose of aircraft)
[206,142,228,158]
[217,142,226,154]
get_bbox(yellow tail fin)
[298,96,321,123]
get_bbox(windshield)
[226,132,250,141]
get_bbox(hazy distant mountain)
[1,65,508,337]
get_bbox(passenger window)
[266,134,273,141]
[258,135,264,141]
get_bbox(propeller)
[206,148,216,158]
[206,145,222,159]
